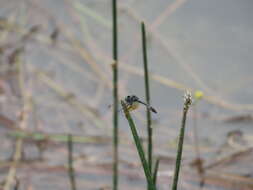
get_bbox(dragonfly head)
[125,95,139,104]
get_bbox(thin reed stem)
[3,139,22,190]
[141,21,153,173]
[4,45,27,190]
[153,158,160,185]
[68,134,76,190]
[112,0,119,189]
[171,92,192,190]
[121,101,156,190]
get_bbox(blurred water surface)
[0,0,252,189]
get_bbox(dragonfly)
[109,95,157,114]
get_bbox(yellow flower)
[194,90,203,100]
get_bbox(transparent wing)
[107,103,126,113]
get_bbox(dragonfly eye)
[131,95,139,102]
[125,96,131,103]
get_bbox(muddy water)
[0,0,252,190]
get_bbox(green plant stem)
[171,102,191,190]
[121,101,156,190]
[141,21,153,173]
[153,158,160,185]
[68,134,76,190]
[112,0,119,189]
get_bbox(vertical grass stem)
[171,92,192,190]
[68,134,76,190]
[112,0,119,189]
[141,21,153,173]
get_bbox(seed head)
[183,91,192,110]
